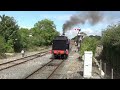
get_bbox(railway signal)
[74,28,81,31]
[74,28,83,52]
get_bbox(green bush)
[4,43,14,53]
[80,36,101,56]
[0,36,5,53]
[0,36,6,58]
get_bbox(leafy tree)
[0,14,19,42]
[31,19,59,46]
[0,35,6,58]
[34,19,56,30]
[18,28,30,49]
[0,14,20,52]
[0,35,5,53]
[101,24,120,73]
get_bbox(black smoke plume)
[62,11,104,34]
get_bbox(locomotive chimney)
[62,31,65,36]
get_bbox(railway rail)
[0,50,50,72]
[0,47,48,64]
[24,59,64,79]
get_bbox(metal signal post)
[75,28,82,52]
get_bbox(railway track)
[0,48,48,65]
[24,59,64,79]
[0,50,49,72]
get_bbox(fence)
[92,57,120,79]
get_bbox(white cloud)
[102,15,120,26]
[82,28,102,36]
[65,28,102,39]
[19,26,32,29]
[65,29,80,39]
[42,14,72,21]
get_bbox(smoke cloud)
[63,11,104,34]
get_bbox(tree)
[101,24,120,72]
[0,35,5,53]
[0,14,19,42]
[0,14,20,52]
[0,35,6,58]
[18,28,30,49]
[34,19,56,30]
[31,19,59,46]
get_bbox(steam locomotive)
[50,35,70,59]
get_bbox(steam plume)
[63,11,104,34]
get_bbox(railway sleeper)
[47,63,60,66]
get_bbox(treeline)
[101,23,120,73]
[0,15,59,58]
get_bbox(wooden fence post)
[111,68,113,79]
[100,60,102,76]
[104,63,106,78]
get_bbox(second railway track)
[0,50,49,72]
[24,59,64,79]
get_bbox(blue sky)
[0,11,120,39]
